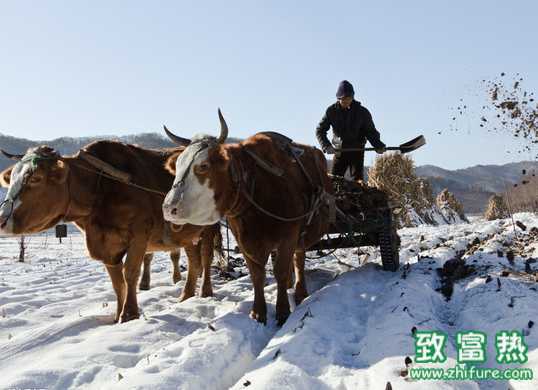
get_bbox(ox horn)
[163,125,191,146]
[0,149,24,160]
[217,108,228,144]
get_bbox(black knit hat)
[336,80,355,98]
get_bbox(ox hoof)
[276,307,291,327]
[119,311,140,323]
[139,283,150,291]
[294,289,309,306]
[173,273,182,284]
[179,292,195,302]
[250,310,267,325]
[276,313,290,327]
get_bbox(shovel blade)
[399,135,426,154]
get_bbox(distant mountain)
[415,162,538,193]
[0,132,241,172]
[420,176,495,215]
[415,161,538,214]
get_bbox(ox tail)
[213,224,227,270]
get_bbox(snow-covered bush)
[368,153,467,227]
[436,188,468,223]
[484,194,509,220]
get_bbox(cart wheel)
[379,209,400,271]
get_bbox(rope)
[239,186,326,222]
[305,246,339,259]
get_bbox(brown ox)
[162,111,332,325]
[0,141,220,323]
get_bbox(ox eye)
[194,162,210,175]
[28,175,42,185]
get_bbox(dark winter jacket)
[316,100,385,151]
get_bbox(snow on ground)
[1,213,538,389]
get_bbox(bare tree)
[504,171,538,213]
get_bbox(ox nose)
[163,200,181,220]
[164,189,182,210]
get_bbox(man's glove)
[375,145,386,154]
[324,145,336,154]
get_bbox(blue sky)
[0,1,536,169]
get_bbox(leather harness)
[225,133,335,231]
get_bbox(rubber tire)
[379,209,400,272]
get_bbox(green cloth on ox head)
[20,151,59,169]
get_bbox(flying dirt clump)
[450,73,538,159]
[485,74,537,148]
[484,194,509,221]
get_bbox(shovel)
[335,135,426,154]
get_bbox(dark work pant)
[331,150,365,181]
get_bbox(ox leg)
[105,263,126,323]
[293,250,309,305]
[120,240,147,323]
[274,244,294,326]
[171,250,182,284]
[180,244,202,302]
[287,260,294,289]
[200,231,214,298]
[139,253,153,291]
[246,256,267,325]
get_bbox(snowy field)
[1,213,538,389]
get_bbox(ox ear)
[48,160,69,184]
[0,166,13,187]
[165,152,180,175]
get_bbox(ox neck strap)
[226,152,249,219]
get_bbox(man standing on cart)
[316,80,386,181]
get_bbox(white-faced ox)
[0,142,220,323]
[162,110,332,325]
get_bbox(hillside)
[416,161,538,193]
[416,161,538,213]
[0,132,242,171]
